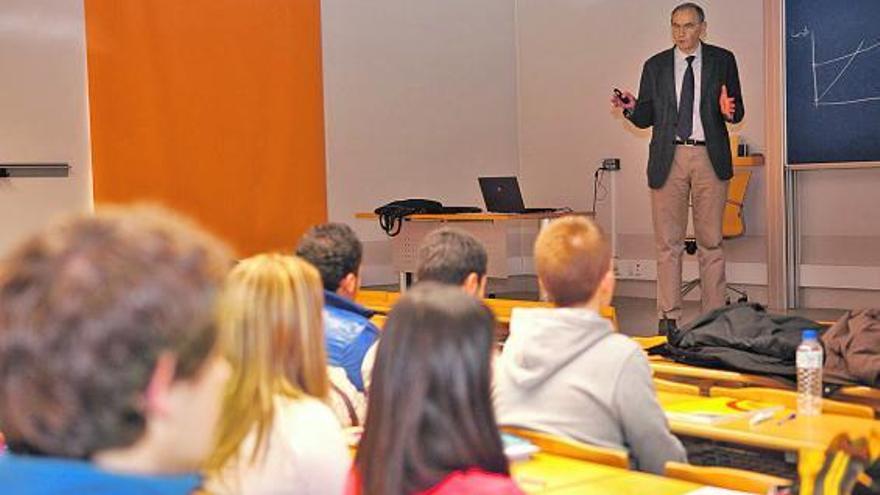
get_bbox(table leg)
[399,272,413,292]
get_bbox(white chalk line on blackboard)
[816,38,864,102]
[790,27,880,107]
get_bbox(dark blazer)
[627,43,744,189]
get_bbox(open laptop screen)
[478,176,527,213]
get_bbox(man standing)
[612,2,744,334]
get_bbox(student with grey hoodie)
[493,216,686,474]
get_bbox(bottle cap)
[803,329,818,340]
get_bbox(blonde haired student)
[204,254,349,495]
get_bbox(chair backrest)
[710,386,875,419]
[355,289,399,314]
[501,426,629,468]
[369,313,387,328]
[486,298,618,330]
[357,291,619,332]
[653,378,701,395]
[723,169,751,239]
[665,461,792,494]
[633,335,667,350]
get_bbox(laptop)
[478,176,557,214]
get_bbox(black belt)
[674,138,706,146]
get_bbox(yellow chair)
[485,298,618,330]
[358,291,619,333]
[355,289,399,314]
[360,292,554,321]
[501,426,629,468]
[835,385,880,416]
[665,461,792,494]
[368,313,387,328]
[722,169,751,239]
[653,378,701,395]
[633,335,667,350]
[709,386,874,419]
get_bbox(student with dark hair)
[494,216,686,475]
[0,206,233,494]
[415,227,488,297]
[296,223,379,392]
[348,283,523,495]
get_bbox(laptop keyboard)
[681,436,798,480]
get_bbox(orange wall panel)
[84,0,327,256]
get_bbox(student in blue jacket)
[297,223,380,391]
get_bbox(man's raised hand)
[719,84,736,120]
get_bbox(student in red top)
[348,283,524,495]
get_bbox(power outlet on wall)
[601,158,621,171]
[614,259,656,280]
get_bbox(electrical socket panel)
[601,158,621,171]
[614,259,657,280]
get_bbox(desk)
[658,391,880,452]
[649,359,790,391]
[563,471,708,495]
[836,385,880,413]
[356,211,575,290]
[356,290,619,333]
[633,336,789,389]
[634,336,880,411]
[512,453,706,494]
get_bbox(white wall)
[322,1,879,300]
[0,0,93,256]
[322,0,767,285]
[797,167,880,295]
[321,0,519,283]
[516,0,766,252]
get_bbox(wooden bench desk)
[649,359,791,391]
[512,453,706,495]
[658,391,880,452]
[634,336,880,412]
[634,336,787,390]
[357,290,617,332]
[564,471,709,495]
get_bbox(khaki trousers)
[651,145,728,320]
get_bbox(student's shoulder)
[273,396,348,456]
[275,395,342,429]
[601,332,643,354]
[595,334,650,375]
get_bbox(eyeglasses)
[671,22,701,32]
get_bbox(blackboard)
[785,0,880,164]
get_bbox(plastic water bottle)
[796,329,823,416]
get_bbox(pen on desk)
[776,412,796,425]
[749,410,776,427]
